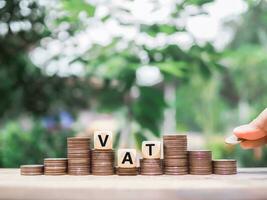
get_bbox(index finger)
[240,136,267,149]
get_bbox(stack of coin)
[67,137,91,175]
[163,135,188,175]
[20,165,44,176]
[213,159,237,175]
[44,158,67,175]
[189,150,212,175]
[91,149,115,175]
[116,167,139,176]
[140,159,163,175]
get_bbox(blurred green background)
[0,0,267,168]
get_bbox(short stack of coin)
[91,149,115,175]
[116,167,139,176]
[44,158,67,175]
[189,150,212,175]
[67,137,91,175]
[20,165,44,176]
[213,159,237,175]
[163,135,188,175]
[140,159,163,175]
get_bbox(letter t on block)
[94,130,113,150]
[142,141,161,159]
[117,149,136,168]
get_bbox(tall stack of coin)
[91,149,115,175]
[189,150,212,175]
[67,137,91,175]
[140,159,163,175]
[213,159,237,175]
[163,135,188,175]
[44,158,67,175]
[20,165,44,176]
[116,167,139,176]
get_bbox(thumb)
[233,108,267,140]
[251,108,267,132]
[233,124,265,140]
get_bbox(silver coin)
[225,135,242,145]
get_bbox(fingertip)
[233,125,251,139]
[233,126,243,137]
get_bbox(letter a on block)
[118,149,136,168]
[94,130,113,149]
[142,141,161,159]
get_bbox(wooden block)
[142,141,161,159]
[117,149,137,168]
[94,130,113,149]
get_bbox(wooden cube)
[117,149,136,168]
[142,141,161,159]
[94,130,113,149]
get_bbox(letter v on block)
[94,130,113,150]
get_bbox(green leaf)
[134,131,148,150]
[62,0,95,18]
[184,0,214,6]
[132,87,166,137]
[113,131,121,149]
[95,87,124,112]
[156,61,187,77]
[141,24,181,37]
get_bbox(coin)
[213,159,237,175]
[44,158,67,175]
[163,134,188,175]
[189,150,212,175]
[225,135,243,145]
[67,137,91,175]
[140,158,163,175]
[91,149,115,175]
[20,165,44,176]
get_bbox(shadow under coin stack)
[44,158,67,175]
[189,150,212,175]
[163,135,188,175]
[20,165,44,176]
[67,137,91,175]
[91,150,115,175]
[213,159,237,175]
[140,159,163,175]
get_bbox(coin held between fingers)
[225,135,243,145]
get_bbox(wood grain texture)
[0,168,266,200]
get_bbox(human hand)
[233,108,267,149]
